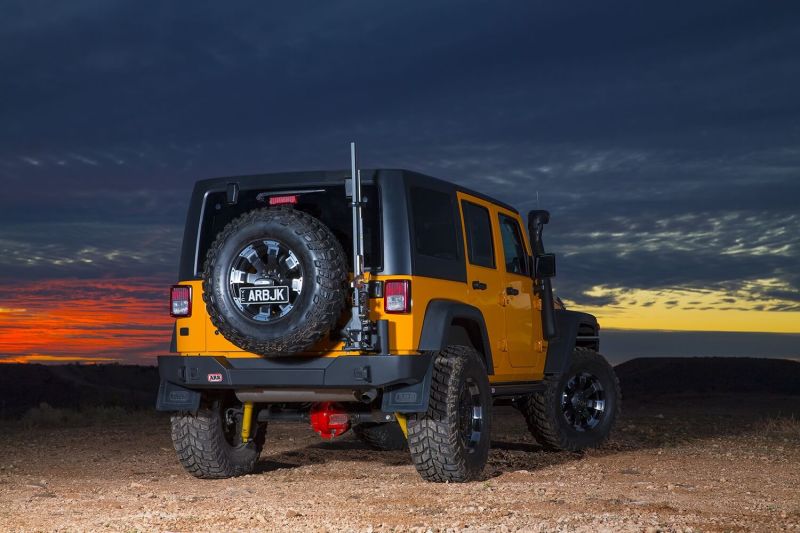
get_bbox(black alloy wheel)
[228,238,304,323]
[458,377,485,453]
[560,371,606,431]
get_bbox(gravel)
[0,395,798,532]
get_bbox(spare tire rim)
[228,239,304,323]
[458,377,483,453]
[561,371,606,432]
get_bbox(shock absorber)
[241,401,254,443]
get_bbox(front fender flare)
[544,309,598,374]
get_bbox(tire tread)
[201,207,347,356]
[407,345,491,482]
[170,404,265,479]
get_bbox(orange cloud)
[0,277,173,364]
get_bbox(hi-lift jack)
[343,142,388,353]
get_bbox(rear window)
[409,187,459,260]
[196,185,381,274]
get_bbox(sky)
[1,1,799,364]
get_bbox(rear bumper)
[156,354,434,412]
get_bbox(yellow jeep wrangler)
[157,146,620,482]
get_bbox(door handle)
[506,286,520,296]
[472,281,487,290]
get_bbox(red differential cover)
[309,402,351,439]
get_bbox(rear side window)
[499,213,529,275]
[410,187,459,260]
[461,201,495,269]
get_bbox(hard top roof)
[194,168,518,214]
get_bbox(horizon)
[2,2,799,364]
[2,352,799,367]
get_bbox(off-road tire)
[170,399,267,479]
[202,207,347,356]
[520,347,620,451]
[407,345,492,482]
[352,422,407,451]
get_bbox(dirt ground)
[0,395,798,532]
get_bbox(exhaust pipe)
[358,389,378,403]
[235,388,379,404]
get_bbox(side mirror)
[535,253,556,279]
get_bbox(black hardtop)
[191,168,517,213]
[178,168,517,281]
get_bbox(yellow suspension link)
[395,412,408,438]
[241,401,254,443]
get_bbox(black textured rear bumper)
[156,354,434,413]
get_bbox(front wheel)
[407,345,492,482]
[170,396,267,479]
[520,347,620,451]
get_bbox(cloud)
[0,278,172,364]
[564,282,800,333]
[0,222,181,280]
[0,0,798,364]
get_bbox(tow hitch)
[309,402,351,439]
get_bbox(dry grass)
[15,402,160,428]
[753,414,800,438]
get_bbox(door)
[457,194,507,373]
[497,211,544,369]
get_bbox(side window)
[410,187,459,260]
[499,214,529,275]
[461,201,495,268]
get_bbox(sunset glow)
[1,275,797,365]
[567,282,800,333]
[0,278,172,364]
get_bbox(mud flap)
[380,358,434,413]
[156,380,201,412]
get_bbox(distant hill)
[616,357,800,397]
[0,364,159,418]
[1,357,798,419]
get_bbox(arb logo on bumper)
[207,373,223,383]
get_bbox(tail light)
[384,280,411,314]
[269,194,298,206]
[170,285,192,317]
[309,402,350,439]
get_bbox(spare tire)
[202,207,347,356]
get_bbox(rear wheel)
[407,345,492,482]
[352,422,407,451]
[170,396,267,479]
[520,347,620,451]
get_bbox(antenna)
[536,190,540,209]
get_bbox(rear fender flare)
[384,300,493,414]
[417,299,494,374]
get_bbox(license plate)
[239,286,290,304]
